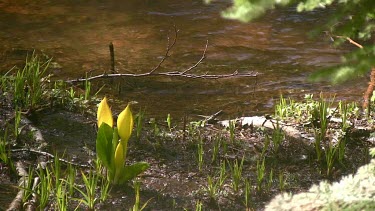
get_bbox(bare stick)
[109,42,116,73]
[66,70,257,83]
[149,25,178,74]
[7,162,28,211]
[66,26,258,84]
[333,35,363,49]
[196,110,223,124]
[326,31,364,49]
[182,39,208,74]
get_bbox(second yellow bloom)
[117,104,134,142]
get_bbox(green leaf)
[370,147,375,158]
[118,162,150,184]
[112,127,119,154]
[96,123,114,170]
[221,0,291,22]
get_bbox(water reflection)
[0,0,366,118]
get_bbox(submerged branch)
[66,70,257,83]
[66,26,258,84]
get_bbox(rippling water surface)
[0,0,366,118]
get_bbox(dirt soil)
[0,106,373,210]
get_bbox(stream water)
[0,0,366,118]
[0,1,372,209]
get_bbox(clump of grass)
[0,129,15,173]
[203,161,227,201]
[166,113,172,131]
[228,120,236,142]
[22,167,35,205]
[278,171,287,191]
[271,121,284,154]
[150,118,161,137]
[14,108,22,140]
[218,161,227,188]
[195,200,203,211]
[274,94,362,177]
[36,166,53,210]
[96,160,111,203]
[205,175,221,200]
[227,156,244,193]
[83,73,91,101]
[324,140,337,177]
[197,138,204,171]
[312,94,333,162]
[275,95,293,120]
[0,52,99,113]
[256,157,266,192]
[131,179,152,211]
[10,52,51,111]
[266,169,274,193]
[243,178,253,210]
[55,179,68,210]
[75,169,99,210]
[337,101,357,164]
[188,119,204,140]
[66,162,76,197]
[211,136,222,164]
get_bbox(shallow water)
[0,0,366,118]
[0,2,371,209]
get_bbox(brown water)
[0,1,370,209]
[0,0,366,119]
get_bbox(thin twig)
[196,110,223,124]
[334,35,363,49]
[149,25,179,74]
[326,31,364,49]
[182,39,208,74]
[66,26,257,84]
[66,70,257,83]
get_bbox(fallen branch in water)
[7,161,28,211]
[66,70,257,83]
[11,148,92,168]
[66,25,258,84]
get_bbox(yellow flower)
[97,97,113,128]
[117,104,133,142]
[114,142,124,170]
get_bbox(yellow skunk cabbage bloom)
[117,104,134,142]
[114,142,124,170]
[97,97,113,128]
[114,142,125,184]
